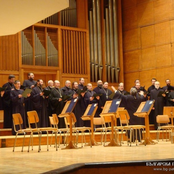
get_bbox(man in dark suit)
[31,79,48,127]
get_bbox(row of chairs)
[94,109,145,146]
[156,107,174,141]
[13,111,58,152]
[13,108,146,152]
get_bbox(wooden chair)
[93,117,106,144]
[116,110,145,146]
[49,114,69,147]
[27,111,58,152]
[65,113,91,147]
[156,115,174,141]
[12,113,39,152]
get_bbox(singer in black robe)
[2,79,15,128]
[72,85,86,127]
[23,77,36,112]
[113,88,145,141]
[93,86,106,117]
[31,81,48,127]
[150,88,165,129]
[50,87,65,128]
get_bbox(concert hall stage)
[0,141,174,174]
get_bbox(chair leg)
[50,131,54,147]
[13,133,18,152]
[135,129,138,146]
[21,132,26,152]
[38,132,42,152]
[55,132,58,151]
[28,133,32,152]
[47,131,49,151]
[31,133,33,151]
[139,129,142,144]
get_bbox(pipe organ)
[88,0,120,82]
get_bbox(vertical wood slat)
[45,28,48,66]
[76,31,79,74]
[65,30,68,73]
[79,32,82,74]
[68,30,71,73]
[81,32,84,74]
[84,32,87,74]
[32,26,35,66]
[0,37,2,70]
[73,31,76,74]
[71,31,74,74]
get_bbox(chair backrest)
[52,114,59,125]
[49,116,54,127]
[118,110,130,126]
[163,106,174,118]
[0,110,4,121]
[156,115,170,124]
[27,111,39,128]
[12,113,23,132]
[93,117,105,126]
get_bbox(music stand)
[100,99,121,146]
[58,98,78,149]
[134,100,155,145]
[81,103,98,146]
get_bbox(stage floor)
[0,141,174,174]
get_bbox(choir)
[0,74,173,135]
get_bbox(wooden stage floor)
[0,141,174,174]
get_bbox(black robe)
[72,89,86,127]
[78,84,84,90]
[23,79,36,112]
[49,87,65,128]
[113,90,127,126]
[10,89,28,134]
[114,91,144,125]
[147,85,156,124]
[0,95,3,110]
[93,86,106,117]
[84,90,98,126]
[148,85,155,95]
[150,88,165,129]
[165,91,174,106]
[31,86,48,127]
[2,82,14,128]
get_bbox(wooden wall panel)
[139,69,157,88]
[154,0,173,23]
[155,21,170,46]
[155,44,171,67]
[137,0,154,27]
[123,29,140,52]
[124,72,140,91]
[140,25,155,49]
[122,6,137,31]
[141,47,156,70]
[124,50,140,72]
[0,34,19,71]
[122,0,137,10]
[122,1,174,90]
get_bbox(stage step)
[0,130,172,148]
[0,121,3,129]
[0,129,12,136]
